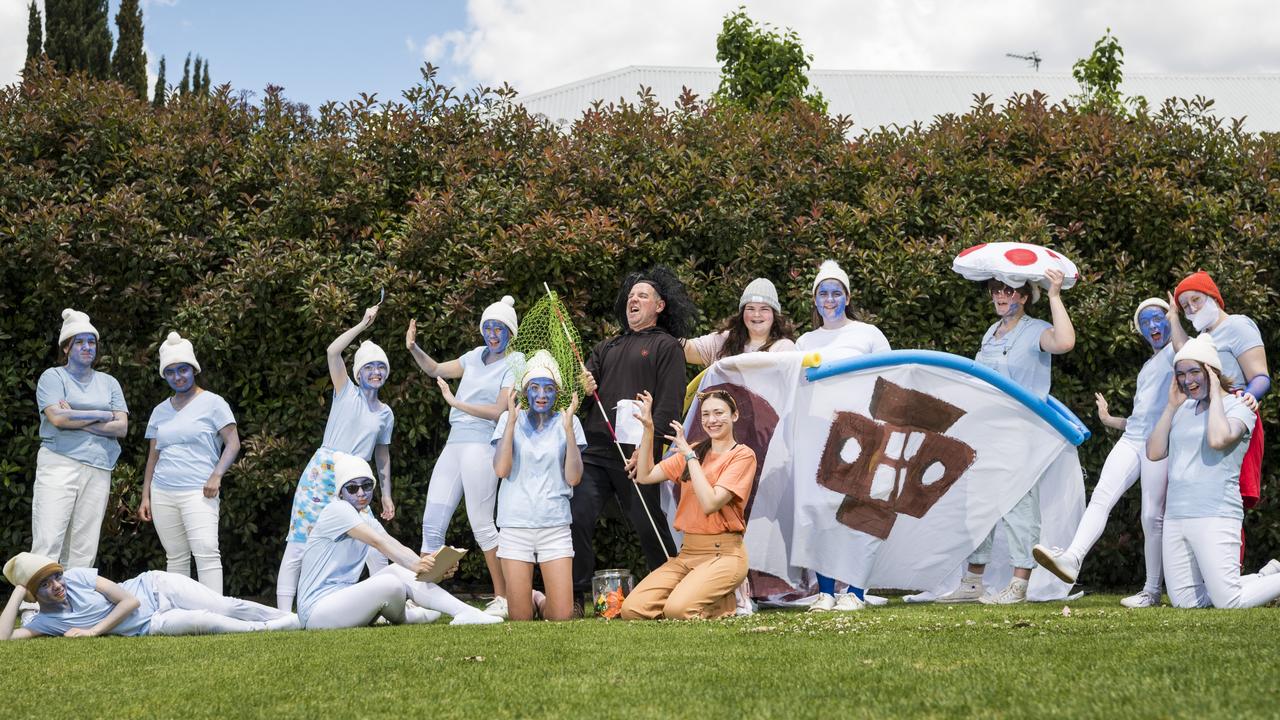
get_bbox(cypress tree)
[45,0,113,78]
[192,56,203,94]
[26,1,42,62]
[153,55,166,108]
[111,0,148,100]
[200,61,210,96]
[179,53,191,96]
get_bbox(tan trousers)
[621,532,747,620]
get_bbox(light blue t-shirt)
[1203,314,1264,389]
[145,391,237,492]
[36,367,129,470]
[1164,394,1256,521]
[22,568,155,637]
[297,500,383,626]
[492,410,587,528]
[448,347,517,444]
[976,316,1054,397]
[320,379,394,460]
[1122,345,1175,444]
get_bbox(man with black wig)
[571,266,696,606]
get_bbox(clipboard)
[416,546,467,583]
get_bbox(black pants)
[571,461,677,594]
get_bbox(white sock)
[405,606,442,624]
[449,609,503,625]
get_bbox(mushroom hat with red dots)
[951,241,1080,291]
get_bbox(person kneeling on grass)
[1,552,298,640]
[621,389,756,620]
[492,351,585,621]
[298,453,502,630]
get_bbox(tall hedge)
[2,67,1277,594]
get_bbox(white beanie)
[811,260,850,296]
[4,552,62,603]
[1174,333,1222,373]
[333,452,375,488]
[480,295,519,336]
[1132,297,1170,334]
[352,340,389,376]
[521,349,563,388]
[739,278,782,313]
[58,308,98,346]
[158,331,202,378]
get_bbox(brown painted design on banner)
[816,376,976,539]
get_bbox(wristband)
[684,451,697,462]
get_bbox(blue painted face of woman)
[66,333,97,370]
[1137,307,1171,350]
[482,320,512,354]
[526,379,559,416]
[358,361,388,392]
[35,571,67,606]
[163,363,196,394]
[815,280,848,324]
[1174,360,1208,401]
[339,478,375,511]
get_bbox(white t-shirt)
[686,331,797,365]
[975,316,1054,397]
[36,367,129,470]
[1203,314,1264,389]
[795,322,891,359]
[1122,345,1175,444]
[492,410,587,528]
[297,500,385,625]
[145,391,237,492]
[320,380,394,460]
[22,568,156,637]
[1164,394,1256,521]
[448,347,518,444]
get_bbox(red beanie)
[1174,271,1225,311]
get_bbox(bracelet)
[684,451,697,462]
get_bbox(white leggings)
[275,539,388,611]
[1163,516,1280,608]
[1065,437,1167,594]
[144,571,298,635]
[304,565,475,630]
[420,442,500,553]
[151,487,222,594]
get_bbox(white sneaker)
[807,592,837,612]
[833,593,866,611]
[450,609,504,625]
[937,575,985,604]
[1120,590,1160,608]
[979,578,1028,605]
[1033,544,1080,584]
[1258,559,1280,577]
[483,595,509,619]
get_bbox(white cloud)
[419,0,1280,95]
[1,0,43,89]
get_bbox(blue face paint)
[339,478,374,511]
[66,333,97,370]
[815,280,848,325]
[1137,307,1171,350]
[163,363,197,394]
[35,571,67,606]
[482,320,512,354]
[525,379,559,416]
[358,362,388,392]
[1174,360,1208,401]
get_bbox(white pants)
[1163,516,1280,609]
[144,571,298,635]
[969,483,1040,569]
[151,487,222,593]
[31,447,111,568]
[275,538,388,611]
[1065,437,1167,594]
[304,564,475,630]
[420,442,500,553]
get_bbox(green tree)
[1072,28,1147,116]
[153,55,166,108]
[714,7,827,114]
[179,53,191,96]
[25,1,42,63]
[45,0,112,79]
[111,0,147,100]
[201,61,211,96]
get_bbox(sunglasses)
[342,480,376,495]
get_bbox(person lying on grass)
[296,453,502,629]
[622,389,756,620]
[1,552,298,640]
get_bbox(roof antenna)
[1005,51,1042,72]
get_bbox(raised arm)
[1166,292,1189,352]
[664,421,736,514]
[492,394,518,479]
[1205,374,1250,451]
[1094,393,1127,432]
[0,588,41,641]
[1146,378,1184,461]
[328,306,379,392]
[632,392,668,485]
[562,394,583,487]
[1038,269,1076,355]
[405,319,464,379]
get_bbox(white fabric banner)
[674,352,1085,601]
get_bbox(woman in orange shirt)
[620,389,757,620]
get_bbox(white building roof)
[517,66,1280,134]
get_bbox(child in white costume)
[1146,335,1280,608]
[407,295,521,618]
[297,453,502,629]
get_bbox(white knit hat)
[1174,333,1222,373]
[480,295,519,336]
[811,260,850,296]
[352,340,389,376]
[1132,297,1170,334]
[4,552,63,603]
[521,349,562,388]
[158,331,202,378]
[739,278,782,313]
[333,452,375,488]
[58,308,98,346]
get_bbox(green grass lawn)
[4,594,1279,719]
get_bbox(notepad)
[416,546,467,583]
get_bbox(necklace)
[991,316,1029,356]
